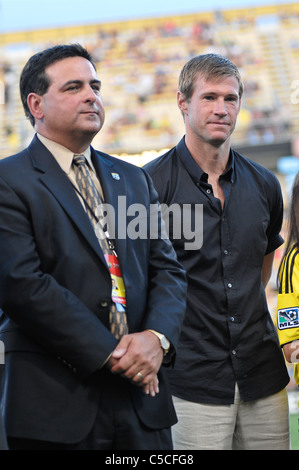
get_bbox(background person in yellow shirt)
[277,171,299,385]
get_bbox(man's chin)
[209,137,228,148]
[81,122,104,137]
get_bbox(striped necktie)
[73,154,128,339]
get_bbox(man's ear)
[27,93,44,120]
[177,91,188,116]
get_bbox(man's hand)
[107,330,163,395]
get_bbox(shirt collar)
[37,133,93,174]
[177,136,235,184]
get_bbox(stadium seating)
[0,2,298,160]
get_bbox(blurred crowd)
[0,5,298,156]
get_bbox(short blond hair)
[178,53,244,101]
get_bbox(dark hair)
[20,43,96,126]
[178,53,244,102]
[278,171,299,283]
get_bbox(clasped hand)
[107,330,163,397]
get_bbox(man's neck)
[185,135,231,209]
[185,135,230,178]
[35,127,94,155]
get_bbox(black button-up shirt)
[145,137,289,404]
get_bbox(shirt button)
[224,250,228,255]
[228,283,233,288]
[231,317,235,322]
[100,300,108,307]
[232,350,237,355]
[206,189,211,194]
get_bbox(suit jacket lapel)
[91,148,127,267]
[27,136,108,266]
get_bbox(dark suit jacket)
[0,364,8,450]
[0,135,186,444]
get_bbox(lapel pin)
[111,172,120,181]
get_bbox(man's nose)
[84,86,97,102]
[214,99,227,115]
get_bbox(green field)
[290,413,299,450]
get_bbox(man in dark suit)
[0,414,7,450]
[0,44,187,450]
[0,360,8,450]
